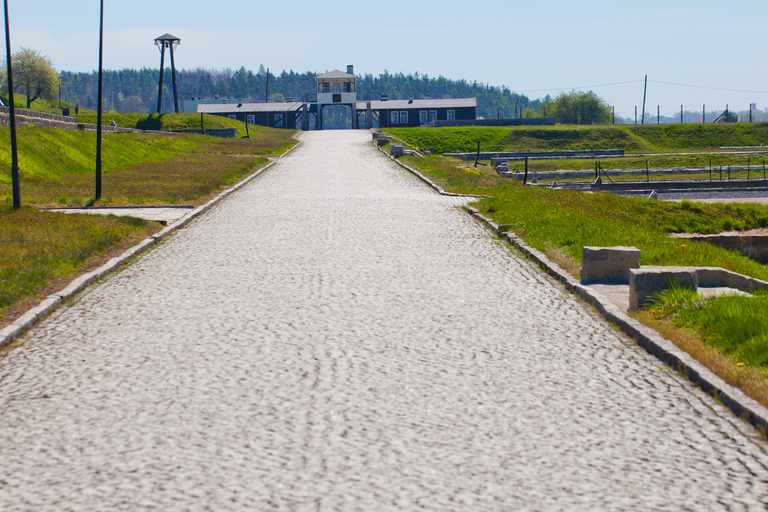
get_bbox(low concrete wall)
[0,107,224,137]
[0,106,78,130]
[677,233,768,264]
[581,246,641,284]
[629,267,698,310]
[175,128,238,138]
[592,179,768,192]
[76,123,137,134]
[628,265,768,310]
[448,149,625,162]
[694,266,768,292]
[426,118,556,128]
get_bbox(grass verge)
[0,126,296,206]
[0,124,297,325]
[633,288,768,409]
[0,207,157,328]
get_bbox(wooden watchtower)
[154,33,181,113]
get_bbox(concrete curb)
[0,140,303,351]
[383,142,768,434]
[376,145,485,198]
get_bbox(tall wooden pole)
[95,0,104,200]
[265,68,270,102]
[4,0,19,208]
[156,43,165,113]
[169,41,179,113]
[641,75,647,124]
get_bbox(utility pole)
[681,105,683,124]
[657,105,659,124]
[4,0,20,208]
[703,105,705,123]
[95,0,104,200]
[641,75,647,124]
[265,68,270,102]
[634,106,637,125]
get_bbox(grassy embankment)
[386,124,768,408]
[2,95,249,137]
[74,112,250,137]
[387,124,768,181]
[0,114,297,329]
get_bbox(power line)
[515,78,768,96]
[516,79,644,93]
[648,79,768,95]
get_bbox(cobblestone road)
[2,131,768,511]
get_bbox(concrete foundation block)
[390,144,404,157]
[629,267,698,310]
[581,246,641,284]
[376,138,388,147]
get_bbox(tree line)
[4,48,624,124]
[57,65,538,120]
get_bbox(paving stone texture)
[1,131,768,511]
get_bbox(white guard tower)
[314,65,357,130]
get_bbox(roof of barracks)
[196,98,477,114]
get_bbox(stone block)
[390,144,404,157]
[580,246,641,284]
[376,138,388,147]
[629,267,698,310]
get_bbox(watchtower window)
[322,83,330,93]
[332,82,341,93]
[343,82,351,93]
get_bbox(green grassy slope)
[387,123,768,155]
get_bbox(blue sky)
[4,0,768,118]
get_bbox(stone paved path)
[1,131,768,511]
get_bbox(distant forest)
[59,66,535,120]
